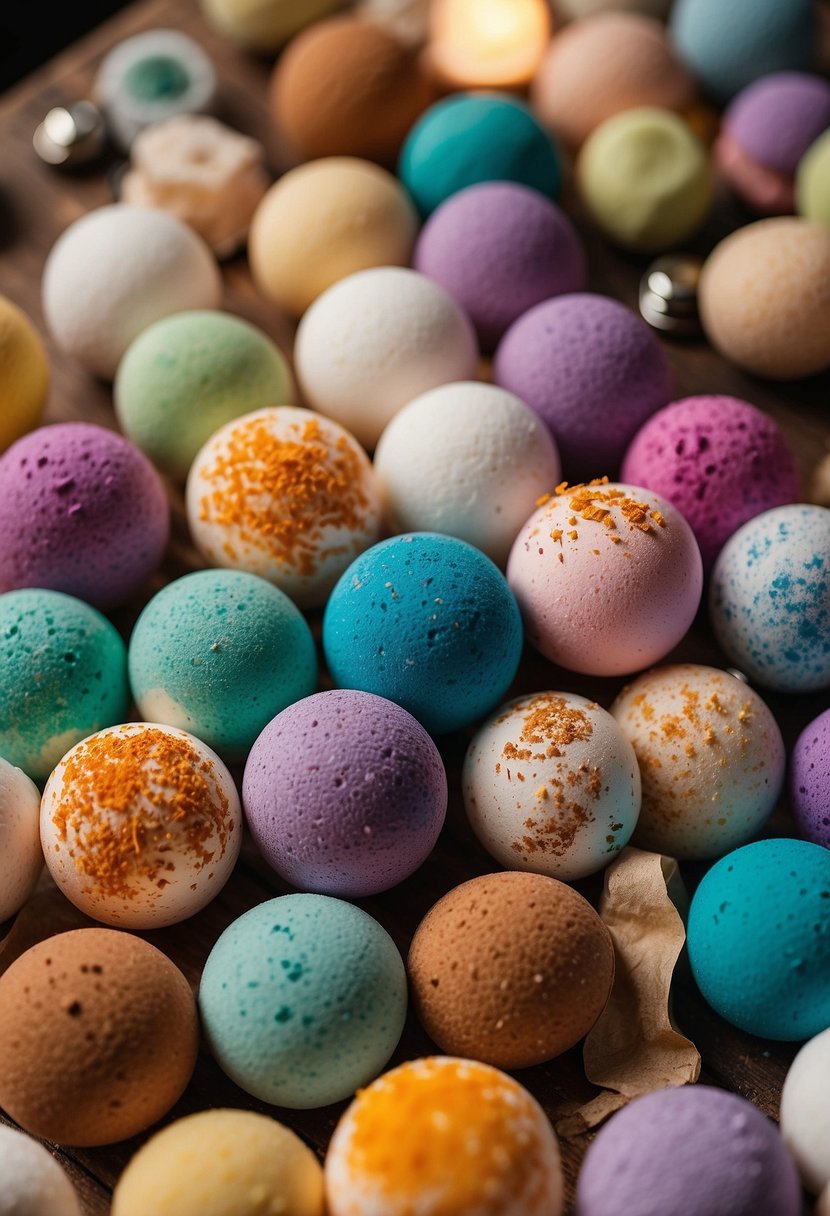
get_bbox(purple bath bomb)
[493,293,672,479]
[0,422,169,610]
[576,1085,802,1216]
[725,72,830,175]
[790,708,830,848]
[413,182,586,350]
[243,689,448,897]
[621,394,800,570]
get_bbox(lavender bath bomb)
[725,73,830,176]
[243,690,448,897]
[790,708,830,848]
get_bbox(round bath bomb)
[797,128,830,226]
[493,293,673,479]
[112,1109,325,1216]
[199,894,407,1108]
[790,708,830,848]
[0,422,169,609]
[399,93,562,217]
[687,838,830,1040]
[201,0,340,50]
[0,1125,82,1216]
[186,406,381,609]
[621,394,800,570]
[427,0,551,90]
[781,1027,830,1194]
[408,872,614,1067]
[41,723,242,929]
[0,757,42,923]
[0,589,128,782]
[42,204,221,379]
[249,158,418,318]
[129,570,317,760]
[294,268,478,450]
[507,480,703,676]
[322,533,523,735]
[0,928,198,1145]
[269,16,433,166]
[115,310,293,478]
[575,1085,802,1216]
[373,381,562,566]
[463,691,640,881]
[558,0,670,14]
[531,13,696,149]
[0,295,49,453]
[709,504,830,693]
[413,182,586,349]
[326,1057,565,1216]
[610,664,785,859]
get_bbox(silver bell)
[33,101,107,168]
[638,254,704,338]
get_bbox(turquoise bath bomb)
[128,569,317,761]
[199,894,407,1108]
[114,310,294,478]
[0,588,129,781]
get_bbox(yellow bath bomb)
[200,0,341,51]
[0,296,49,452]
[797,129,830,228]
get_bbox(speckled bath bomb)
[790,708,830,848]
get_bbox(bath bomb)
[408,872,614,1067]
[781,1027,830,1193]
[790,708,830,848]
[0,928,198,1145]
[687,838,830,1040]
[610,664,785,859]
[621,394,800,570]
[0,589,129,782]
[115,311,293,478]
[294,268,478,450]
[427,0,551,89]
[575,1086,802,1216]
[326,1057,565,1216]
[186,406,381,608]
[709,504,830,693]
[699,218,830,379]
[41,723,242,929]
[0,757,42,923]
[42,204,221,379]
[0,296,49,453]
[199,894,407,1108]
[112,1109,325,1216]
[399,93,562,217]
[322,533,523,735]
[373,381,561,566]
[558,0,670,14]
[493,293,673,479]
[0,1125,82,1216]
[200,0,341,50]
[128,570,317,760]
[413,182,586,349]
[463,691,641,881]
[249,158,418,317]
[507,480,703,676]
[797,128,830,226]
[0,422,169,609]
[243,690,447,896]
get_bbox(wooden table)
[1,3,828,1212]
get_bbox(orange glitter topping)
[548,477,668,539]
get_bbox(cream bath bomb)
[797,129,830,226]
[201,0,341,50]
[0,756,42,923]
[781,1027,830,1194]
[0,1124,81,1216]
[0,295,49,453]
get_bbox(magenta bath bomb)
[493,293,672,480]
[621,394,800,570]
[575,1085,802,1216]
[0,422,169,609]
[790,708,830,848]
[413,182,586,350]
[243,690,448,897]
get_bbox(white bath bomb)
[0,1124,82,1216]
[781,1026,830,1194]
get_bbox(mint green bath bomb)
[114,310,294,478]
[797,129,830,228]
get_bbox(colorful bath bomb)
[493,294,673,479]
[687,837,830,1039]
[0,422,169,609]
[790,708,830,848]
[41,723,242,928]
[781,1027,830,1194]
[427,0,552,90]
[199,894,407,1108]
[373,381,561,566]
[621,394,800,570]
[42,205,221,379]
[201,0,340,50]
[413,182,586,349]
[0,928,198,1145]
[709,504,830,693]
[408,872,614,1067]
[797,129,830,226]
[112,1109,325,1216]
[463,691,640,881]
[0,589,128,782]
[294,268,478,450]
[575,1085,802,1216]
[0,757,42,923]
[398,93,562,217]
[0,295,49,453]
[0,1124,82,1216]
[323,533,523,735]
[507,480,703,676]
[326,1057,565,1216]
[115,310,294,478]
[186,406,381,609]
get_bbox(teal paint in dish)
[123,55,191,101]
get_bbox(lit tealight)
[428,0,552,89]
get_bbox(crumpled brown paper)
[556,846,701,1138]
